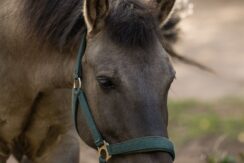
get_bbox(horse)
[0,0,184,162]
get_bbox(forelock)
[105,0,158,48]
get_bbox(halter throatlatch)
[72,30,175,163]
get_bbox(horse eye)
[96,76,115,89]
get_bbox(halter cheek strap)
[72,30,175,163]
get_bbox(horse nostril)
[96,76,115,90]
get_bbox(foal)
[0,0,179,162]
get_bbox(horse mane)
[24,0,85,50]
[24,0,158,50]
[24,0,209,70]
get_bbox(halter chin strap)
[72,30,175,163]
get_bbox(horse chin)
[108,152,173,163]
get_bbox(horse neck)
[0,0,76,92]
[28,46,76,91]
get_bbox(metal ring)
[73,78,82,89]
[98,141,112,161]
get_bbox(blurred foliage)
[206,154,237,163]
[168,97,244,145]
[168,97,244,162]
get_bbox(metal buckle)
[98,141,112,161]
[73,78,82,89]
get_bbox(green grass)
[206,155,237,163]
[167,97,244,162]
[168,97,244,146]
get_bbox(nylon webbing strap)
[72,29,87,136]
[72,29,104,147]
[107,136,175,159]
[74,29,87,79]
[72,31,175,163]
[78,92,104,147]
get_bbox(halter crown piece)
[72,30,175,163]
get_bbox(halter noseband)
[72,30,175,163]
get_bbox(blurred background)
[168,0,244,162]
[7,0,244,163]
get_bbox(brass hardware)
[98,141,112,161]
[73,78,82,89]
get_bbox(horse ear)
[83,0,109,34]
[155,0,176,23]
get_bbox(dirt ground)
[170,0,244,162]
[7,0,244,162]
[170,0,244,100]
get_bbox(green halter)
[72,30,175,163]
